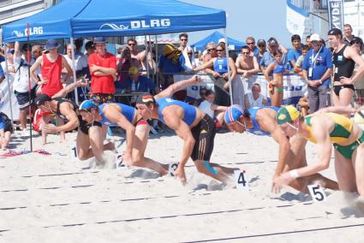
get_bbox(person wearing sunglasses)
[236,45,260,78]
[193,43,236,106]
[245,36,259,58]
[223,105,338,193]
[275,105,364,199]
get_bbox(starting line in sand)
[181,223,364,243]
[0,201,315,233]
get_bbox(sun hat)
[310,33,321,42]
[79,100,98,111]
[276,105,300,125]
[93,37,106,44]
[44,39,60,51]
[224,105,243,125]
[34,94,52,106]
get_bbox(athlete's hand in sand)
[122,152,133,166]
[174,166,187,185]
[273,172,295,188]
[43,124,59,133]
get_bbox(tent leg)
[70,37,79,105]
[223,29,233,106]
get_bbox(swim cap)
[79,100,98,111]
[224,105,243,125]
[34,94,52,106]
[136,94,156,106]
[277,105,300,125]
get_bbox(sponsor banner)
[174,74,307,107]
[328,0,345,30]
[286,1,307,37]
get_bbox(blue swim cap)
[79,100,98,111]
[224,105,243,125]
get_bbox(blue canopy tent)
[1,0,90,42]
[2,0,226,41]
[192,31,245,51]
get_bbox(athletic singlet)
[333,45,355,81]
[98,103,135,126]
[247,106,280,136]
[156,97,196,126]
[273,63,286,74]
[213,57,228,75]
[53,98,78,120]
[303,113,353,144]
[41,54,63,97]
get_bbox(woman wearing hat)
[30,39,73,97]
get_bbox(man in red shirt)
[88,37,117,104]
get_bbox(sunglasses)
[242,51,250,55]
[247,42,255,45]
[180,39,188,42]
[128,43,136,46]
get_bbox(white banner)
[286,4,306,37]
[174,74,307,107]
[0,69,19,121]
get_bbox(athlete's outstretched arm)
[155,75,201,99]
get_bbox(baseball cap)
[328,28,342,37]
[224,105,243,125]
[276,105,300,125]
[34,94,52,106]
[79,100,98,111]
[310,33,321,42]
[136,94,156,106]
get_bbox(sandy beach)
[0,129,363,243]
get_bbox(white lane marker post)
[234,170,248,190]
[307,184,327,202]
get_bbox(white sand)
[0,130,363,243]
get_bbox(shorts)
[334,132,364,159]
[79,116,102,135]
[90,93,114,104]
[333,84,355,96]
[14,86,37,110]
[190,114,216,161]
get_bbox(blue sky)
[182,0,292,47]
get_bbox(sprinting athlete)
[223,105,338,193]
[274,105,363,196]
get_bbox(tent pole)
[3,46,14,124]
[69,37,79,105]
[26,23,33,152]
[223,29,233,105]
[155,35,159,90]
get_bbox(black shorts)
[78,116,102,135]
[14,86,37,110]
[333,84,355,96]
[90,93,114,104]
[190,114,216,161]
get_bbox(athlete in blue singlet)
[98,103,136,126]
[156,97,196,126]
[223,105,338,193]
[137,92,238,185]
[213,57,228,75]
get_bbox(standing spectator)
[127,38,146,70]
[244,83,267,109]
[194,43,236,106]
[245,36,259,58]
[350,37,364,106]
[178,33,195,71]
[85,41,95,59]
[305,35,312,50]
[256,39,267,66]
[302,33,333,113]
[287,34,302,71]
[235,45,260,78]
[30,39,73,97]
[328,28,364,107]
[88,37,117,104]
[13,42,38,131]
[118,66,156,94]
[343,24,355,45]
[294,44,309,75]
[260,37,287,71]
